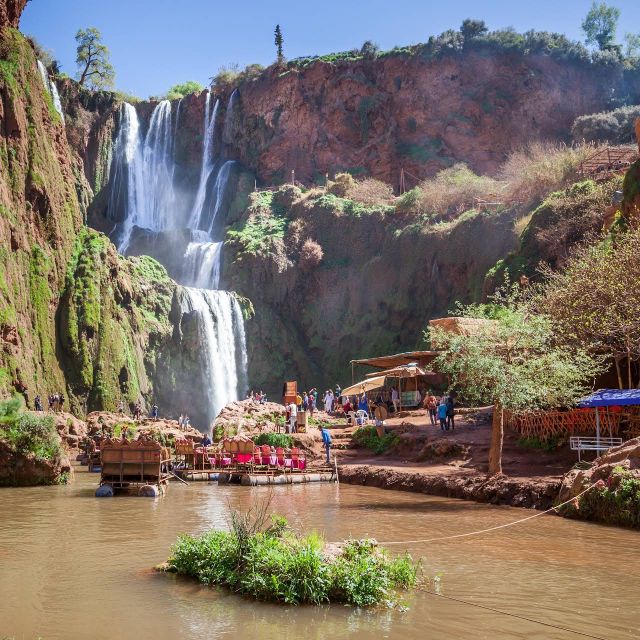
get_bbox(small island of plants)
[162,503,419,606]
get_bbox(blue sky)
[21,0,640,98]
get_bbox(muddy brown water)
[0,468,638,640]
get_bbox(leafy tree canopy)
[75,27,115,89]
[166,80,204,100]
[582,1,620,51]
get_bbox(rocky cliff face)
[222,186,518,393]
[219,52,624,186]
[0,25,83,400]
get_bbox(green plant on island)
[0,396,62,463]
[165,502,419,606]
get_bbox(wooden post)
[351,361,354,384]
[488,402,504,476]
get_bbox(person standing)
[151,403,158,419]
[446,394,455,431]
[438,399,448,431]
[34,395,43,412]
[321,427,332,464]
[426,392,437,426]
[391,387,399,413]
[302,392,309,411]
[335,384,341,400]
[324,390,333,414]
[287,400,298,433]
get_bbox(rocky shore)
[339,465,560,510]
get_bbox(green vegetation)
[75,27,114,89]
[430,289,604,474]
[252,433,293,448]
[517,435,564,451]
[486,177,619,284]
[536,223,640,388]
[0,396,61,462]
[572,104,640,144]
[274,24,284,64]
[166,505,418,605]
[581,2,620,51]
[352,426,400,455]
[570,467,640,528]
[165,81,203,100]
[210,63,265,88]
[226,190,290,256]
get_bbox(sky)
[21,0,640,98]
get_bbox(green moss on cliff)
[58,228,175,414]
[485,178,620,289]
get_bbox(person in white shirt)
[287,402,298,433]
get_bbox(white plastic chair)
[356,410,369,426]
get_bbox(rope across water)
[376,481,600,546]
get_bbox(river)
[0,468,638,639]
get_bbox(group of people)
[32,393,65,412]
[246,390,267,404]
[424,392,456,431]
[177,414,192,430]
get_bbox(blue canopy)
[577,388,640,408]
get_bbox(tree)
[166,81,204,100]
[624,33,640,58]
[460,19,488,42]
[581,2,620,51]
[274,24,284,63]
[537,225,640,389]
[430,294,601,475]
[360,40,379,60]
[75,27,115,89]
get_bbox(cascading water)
[188,93,220,230]
[179,289,248,425]
[106,92,248,427]
[37,60,65,123]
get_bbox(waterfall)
[107,91,249,426]
[188,92,220,229]
[182,241,222,289]
[109,100,178,251]
[180,288,248,425]
[37,60,65,123]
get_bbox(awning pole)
[596,408,601,453]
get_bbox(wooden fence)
[505,408,625,441]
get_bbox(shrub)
[327,172,355,197]
[348,178,394,206]
[167,509,419,606]
[253,432,293,448]
[499,141,593,205]
[352,426,400,455]
[572,104,640,144]
[360,40,380,59]
[298,239,324,270]
[211,63,266,88]
[1,409,60,460]
[569,467,640,528]
[166,80,203,100]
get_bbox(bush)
[167,509,419,605]
[166,80,203,100]
[570,467,640,528]
[253,433,293,448]
[499,142,593,205]
[572,104,640,144]
[211,63,266,88]
[360,40,380,59]
[352,426,399,455]
[327,172,355,197]
[298,239,324,271]
[348,178,394,206]
[1,409,60,460]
